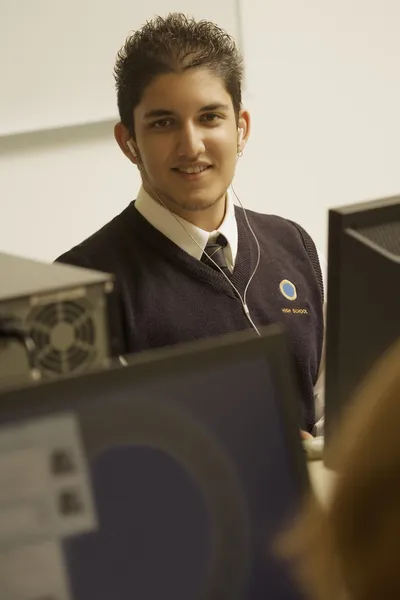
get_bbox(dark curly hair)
[114,13,244,136]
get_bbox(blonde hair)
[280,337,400,600]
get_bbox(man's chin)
[169,192,226,213]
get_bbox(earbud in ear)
[237,128,244,151]
[127,139,137,159]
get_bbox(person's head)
[113,13,250,229]
[280,338,400,600]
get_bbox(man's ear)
[237,109,251,152]
[114,122,138,165]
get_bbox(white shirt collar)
[135,186,238,268]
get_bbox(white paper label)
[0,539,71,600]
[0,414,97,550]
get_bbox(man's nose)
[176,123,205,158]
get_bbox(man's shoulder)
[55,204,134,273]
[238,204,319,255]
[235,205,305,238]
[235,206,323,298]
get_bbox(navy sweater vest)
[56,203,324,431]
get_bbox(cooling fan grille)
[28,299,96,376]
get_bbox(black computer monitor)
[325,194,400,457]
[0,324,308,600]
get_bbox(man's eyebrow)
[199,103,230,112]
[143,109,175,119]
[143,103,230,120]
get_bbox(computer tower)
[0,253,123,389]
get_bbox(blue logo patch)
[279,279,297,301]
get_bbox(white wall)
[1,0,239,136]
[1,0,400,262]
[0,122,140,261]
[236,0,400,254]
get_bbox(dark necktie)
[201,233,230,276]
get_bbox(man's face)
[132,69,247,217]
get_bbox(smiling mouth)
[173,165,212,175]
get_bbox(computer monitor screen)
[0,325,308,600]
[325,195,400,456]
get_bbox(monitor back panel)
[0,328,308,600]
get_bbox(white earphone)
[125,128,260,335]
[237,127,244,150]
[127,139,137,158]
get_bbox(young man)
[56,13,325,433]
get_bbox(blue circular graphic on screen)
[279,280,297,301]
